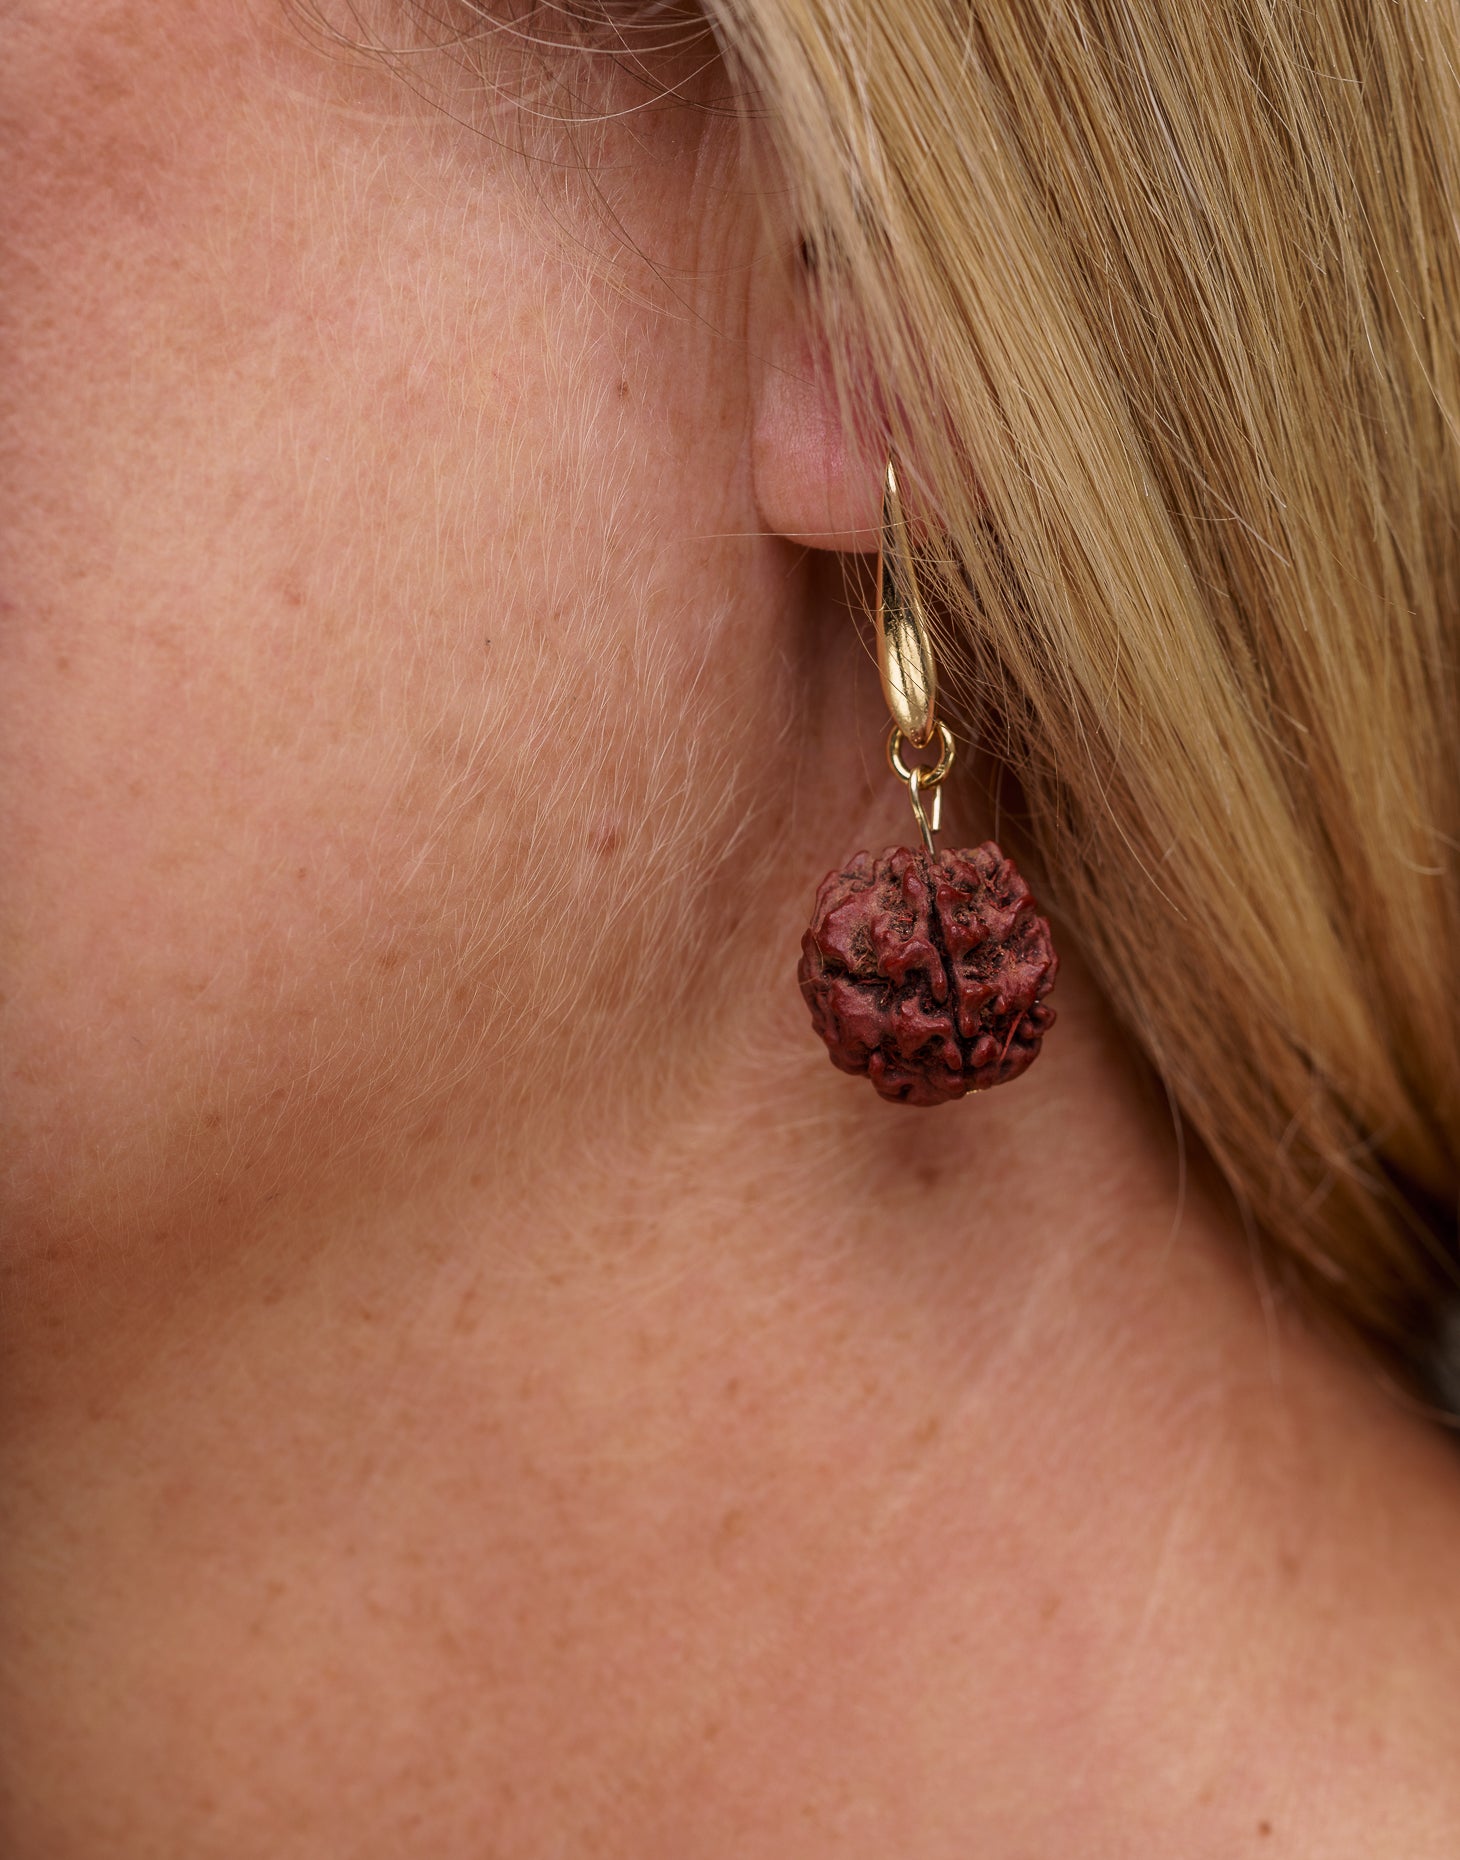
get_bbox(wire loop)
[887,720,956,855]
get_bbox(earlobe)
[749,315,883,554]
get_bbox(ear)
[749,249,883,554]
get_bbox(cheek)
[0,7,778,1264]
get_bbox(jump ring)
[887,718,955,789]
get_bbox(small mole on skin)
[589,815,623,858]
[617,378,630,399]
[1258,1822,1273,1838]
[715,1507,747,1547]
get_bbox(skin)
[3,1,1460,1853]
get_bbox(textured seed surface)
[798,843,1058,1106]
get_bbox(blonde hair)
[706,0,1460,1381]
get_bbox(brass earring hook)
[877,455,954,855]
[876,456,937,747]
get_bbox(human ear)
[748,245,883,553]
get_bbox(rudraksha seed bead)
[798,843,1058,1106]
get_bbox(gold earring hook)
[878,455,954,853]
[875,455,938,750]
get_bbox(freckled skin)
[0,0,784,1265]
[5,5,1460,1859]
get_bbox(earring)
[797,456,1058,1106]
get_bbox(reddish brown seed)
[798,843,1057,1106]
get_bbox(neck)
[6,822,1460,1857]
